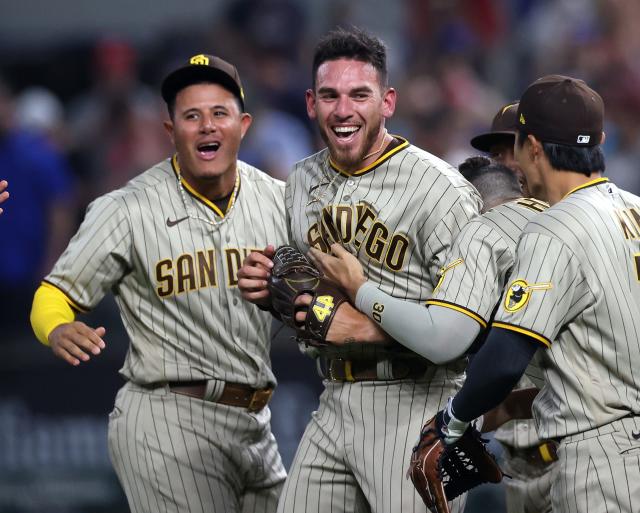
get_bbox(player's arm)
[31,282,106,366]
[449,327,539,424]
[308,245,481,361]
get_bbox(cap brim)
[161,66,244,109]
[470,131,516,152]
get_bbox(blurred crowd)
[1,0,639,359]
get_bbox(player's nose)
[200,114,217,133]
[333,95,354,118]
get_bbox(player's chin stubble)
[320,123,381,169]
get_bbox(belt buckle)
[248,388,273,413]
[538,441,558,464]
[329,358,354,382]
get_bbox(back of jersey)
[494,179,640,438]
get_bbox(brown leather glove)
[268,245,348,345]
[407,410,504,513]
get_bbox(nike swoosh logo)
[309,182,330,194]
[632,430,640,440]
[166,216,189,227]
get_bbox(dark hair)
[459,156,522,200]
[517,128,605,176]
[166,81,244,120]
[312,27,388,88]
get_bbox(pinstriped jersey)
[493,178,640,439]
[45,157,287,388]
[427,197,549,448]
[286,137,482,362]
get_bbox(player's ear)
[600,131,606,145]
[305,89,317,120]
[528,134,541,161]
[163,120,175,144]
[239,113,252,139]
[382,87,396,119]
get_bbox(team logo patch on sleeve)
[504,279,552,312]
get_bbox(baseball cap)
[470,102,519,152]
[161,53,245,110]
[517,75,603,147]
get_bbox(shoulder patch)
[504,279,552,312]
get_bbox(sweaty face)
[489,140,530,197]
[164,83,251,191]
[306,58,395,172]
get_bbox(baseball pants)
[501,447,557,513]
[551,415,640,513]
[277,375,467,513]
[108,381,286,513]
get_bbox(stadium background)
[1,0,639,511]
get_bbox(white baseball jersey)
[427,197,548,449]
[278,137,481,513]
[493,178,640,440]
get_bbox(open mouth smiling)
[332,126,360,139]
[197,141,221,158]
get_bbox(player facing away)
[468,104,558,513]
[238,27,481,513]
[30,54,288,513]
[434,75,640,513]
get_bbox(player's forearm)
[30,283,76,346]
[327,302,390,343]
[451,328,538,422]
[355,282,480,363]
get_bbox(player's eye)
[213,110,227,117]
[184,112,199,121]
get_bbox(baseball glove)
[268,245,348,345]
[407,411,503,513]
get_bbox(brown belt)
[322,357,431,382]
[168,381,273,413]
[509,441,559,467]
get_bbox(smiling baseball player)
[30,54,288,513]
[239,28,481,513]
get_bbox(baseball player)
[30,54,288,513]
[0,179,8,214]
[238,27,482,513]
[437,75,640,513]
[470,104,557,513]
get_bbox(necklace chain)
[174,155,240,229]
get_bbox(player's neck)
[180,168,238,204]
[544,169,603,205]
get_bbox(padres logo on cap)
[519,113,526,125]
[190,54,210,65]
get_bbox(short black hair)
[517,128,605,176]
[312,27,388,88]
[459,156,522,199]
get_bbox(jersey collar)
[328,135,409,176]
[562,177,608,200]
[171,154,240,218]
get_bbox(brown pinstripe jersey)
[286,136,482,358]
[493,178,640,439]
[45,156,288,387]
[427,197,549,448]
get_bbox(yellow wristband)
[30,283,76,346]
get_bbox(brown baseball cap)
[470,102,519,152]
[161,53,245,110]
[517,74,603,147]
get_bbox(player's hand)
[0,179,9,214]
[308,244,366,302]
[294,296,389,345]
[237,244,275,308]
[48,322,106,366]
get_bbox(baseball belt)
[507,440,559,467]
[318,356,432,382]
[168,381,273,413]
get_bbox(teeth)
[199,143,220,151]
[334,126,359,133]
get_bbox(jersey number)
[372,302,385,323]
